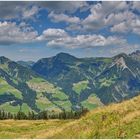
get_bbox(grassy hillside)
[0,56,72,113]
[1,95,140,138]
[32,52,140,109]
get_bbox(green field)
[72,80,89,94]
[0,78,23,100]
[81,94,103,110]
[0,95,140,138]
[0,103,32,114]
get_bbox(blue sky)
[0,1,140,61]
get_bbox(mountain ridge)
[0,51,140,113]
[32,51,140,107]
[0,56,72,113]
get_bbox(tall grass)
[0,95,140,138]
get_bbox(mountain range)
[0,50,140,113]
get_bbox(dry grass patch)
[1,95,140,138]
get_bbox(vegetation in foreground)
[0,95,140,138]
[0,108,88,120]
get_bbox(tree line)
[0,108,89,120]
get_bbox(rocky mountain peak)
[115,57,127,70]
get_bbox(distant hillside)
[0,56,72,113]
[32,51,140,108]
[17,61,35,68]
[1,50,140,114]
[1,95,140,138]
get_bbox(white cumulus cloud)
[48,12,80,24]
[111,19,140,35]
[37,28,127,49]
[0,21,38,45]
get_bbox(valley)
[0,51,140,114]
